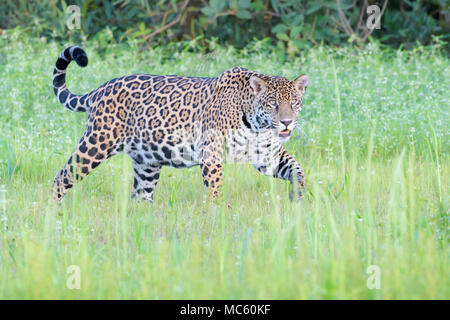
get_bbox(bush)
[0,0,448,51]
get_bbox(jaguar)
[52,46,309,203]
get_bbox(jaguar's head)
[248,74,309,143]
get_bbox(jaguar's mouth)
[278,129,291,138]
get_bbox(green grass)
[0,31,448,299]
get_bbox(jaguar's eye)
[268,102,278,109]
[292,98,302,109]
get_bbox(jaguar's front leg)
[253,146,305,200]
[201,160,223,198]
[279,148,305,200]
[131,161,161,202]
[200,131,224,199]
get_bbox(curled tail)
[53,46,90,112]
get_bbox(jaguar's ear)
[249,76,267,95]
[293,74,309,93]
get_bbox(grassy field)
[0,32,448,299]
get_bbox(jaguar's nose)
[280,119,293,128]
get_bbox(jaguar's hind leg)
[53,130,119,203]
[131,161,161,202]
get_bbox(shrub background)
[1,0,448,52]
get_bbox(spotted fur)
[52,46,309,203]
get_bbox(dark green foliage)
[0,0,448,51]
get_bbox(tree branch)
[143,0,190,42]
